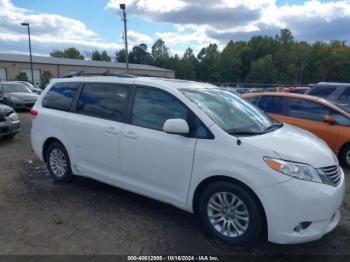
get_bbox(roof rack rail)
[61,71,136,78]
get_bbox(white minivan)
[31,77,345,245]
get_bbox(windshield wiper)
[228,131,264,136]
[263,122,283,133]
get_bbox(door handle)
[105,127,119,135]
[123,131,138,139]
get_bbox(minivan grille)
[319,165,342,186]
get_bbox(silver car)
[0,82,39,110]
[0,104,20,139]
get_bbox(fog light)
[293,222,312,232]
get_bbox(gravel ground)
[0,112,349,256]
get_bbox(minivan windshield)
[180,88,282,136]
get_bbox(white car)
[31,77,345,245]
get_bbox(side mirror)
[324,115,335,124]
[163,119,189,135]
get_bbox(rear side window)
[309,86,337,98]
[132,87,188,131]
[42,82,80,111]
[77,83,129,122]
[338,87,350,104]
[258,96,285,114]
[287,98,330,122]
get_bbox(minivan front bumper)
[256,168,345,244]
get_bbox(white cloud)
[107,0,350,48]
[127,30,153,45]
[0,0,126,55]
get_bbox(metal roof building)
[0,53,174,87]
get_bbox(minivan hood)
[243,124,337,168]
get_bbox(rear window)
[309,86,337,98]
[42,82,80,111]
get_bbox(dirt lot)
[0,112,349,256]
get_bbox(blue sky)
[1,0,350,57]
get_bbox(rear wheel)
[340,144,350,169]
[46,142,73,182]
[197,181,263,245]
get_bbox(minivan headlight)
[264,157,323,183]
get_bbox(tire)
[340,144,350,169]
[197,181,263,246]
[4,134,16,139]
[46,142,73,182]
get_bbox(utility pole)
[120,4,129,74]
[21,23,34,85]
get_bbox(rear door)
[284,97,339,151]
[64,82,131,183]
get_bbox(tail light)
[30,108,38,117]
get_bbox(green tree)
[14,72,28,81]
[247,55,277,84]
[197,44,221,82]
[218,41,243,83]
[115,49,127,63]
[101,50,112,62]
[91,50,102,61]
[180,48,197,80]
[152,39,170,68]
[50,47,84,59]
[40,70,53,88]
[129,44,151,64]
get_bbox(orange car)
[242,92,350,168]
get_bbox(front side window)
[258,96,285,114]
[309,86,337,98]
[1,84,31,93]
[42,82,80,111]
[132,87,189,131]
[77,83,129,121]
[181,88,277,135]
[245,96,259,105]
[287,98,330,122]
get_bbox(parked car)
[0,104,20,139]
[284,87,310,94]
[12,81,43,94]
[31,77,344,245]
[242,92,350,168]
[306,82,350,109]
[0,82,39,110]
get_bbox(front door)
[120,87,196,205]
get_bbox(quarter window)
[77,83,129,121]
[288,98,330,122]
[258,96,285,114]
[42,82,80,111]
[132,87,189,131]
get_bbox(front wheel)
[340,144,350,169]
[197,181,263,245]
[46,142,73,182]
